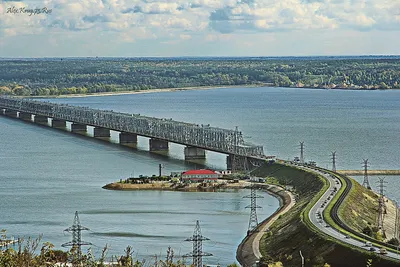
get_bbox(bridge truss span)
[0,96,265,159]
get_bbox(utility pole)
[377,177,387,230]
[244,182,264,234]
[362,159,371,189]
[183,220,212,267]
[62,211,92,260]
[331,151,337,172]
[299,142,305,165]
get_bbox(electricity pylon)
[183,220,212,267]
[299,142,305,164]
[362,159,371,189]
[376,177,388,230]
[62,211,92,259]
[331,151,337,172]
[244,182,264,234]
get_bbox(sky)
[0,0,399,57]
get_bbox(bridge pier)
[149,138,169,152]
[94,127,111,138]
[119,132,138,147]
[184,146,206,160]
[51,118,66,128]
[19,112,32,121]
[4,109,18,118]
[227,155,255,172]
[71,123,87,133]
[34,115,48,124]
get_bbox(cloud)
[0,0,399,56]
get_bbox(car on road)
[365,241,372,247]
[379,248,388,254]
[369,247,376,252]
[345,235,350,239]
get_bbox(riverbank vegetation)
[252,162,399,267]
[0,230,236,267]
[0,57,399,96]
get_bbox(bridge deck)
[0,96,266,159]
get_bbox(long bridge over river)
[0,96,270,171]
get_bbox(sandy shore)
[27,84,265,99]
[102,180,252,192]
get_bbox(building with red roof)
[181,169,220,182]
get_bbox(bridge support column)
[119,132,138,146]
[149,138,169,152]
[4,109,18,118]
[227,155,252,172]
[71,123,87,133]
[94,127,111,138]
[51,118,66,128]
[34,115,48,124]
[19,112,32,121]
[184,146,206,160]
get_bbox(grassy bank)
[338,178,379,234]
[253,163,398,267]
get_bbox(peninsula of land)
[103,179,252,192]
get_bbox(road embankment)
[337,170,400,175]
[236,184,295,267]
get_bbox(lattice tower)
[62,211,92,258]
[244,182,264,233]
[183,221,212,267]
[331,151,337,172]
[362,159,371,189]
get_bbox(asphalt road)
[297,165,400,261]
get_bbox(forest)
[0,57,399,96]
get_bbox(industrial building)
[181,169,220,182]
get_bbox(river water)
[1,86,400,265]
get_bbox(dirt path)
[236,184,295,267]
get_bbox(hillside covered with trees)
[0,57,399,96]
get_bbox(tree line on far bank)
[0,58,399,96]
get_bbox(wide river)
[1,87,400,265]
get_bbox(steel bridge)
[0,96,269,171]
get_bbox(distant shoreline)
[25,84,267,99]
[17,84,398,100]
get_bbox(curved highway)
[297,165,400,261]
